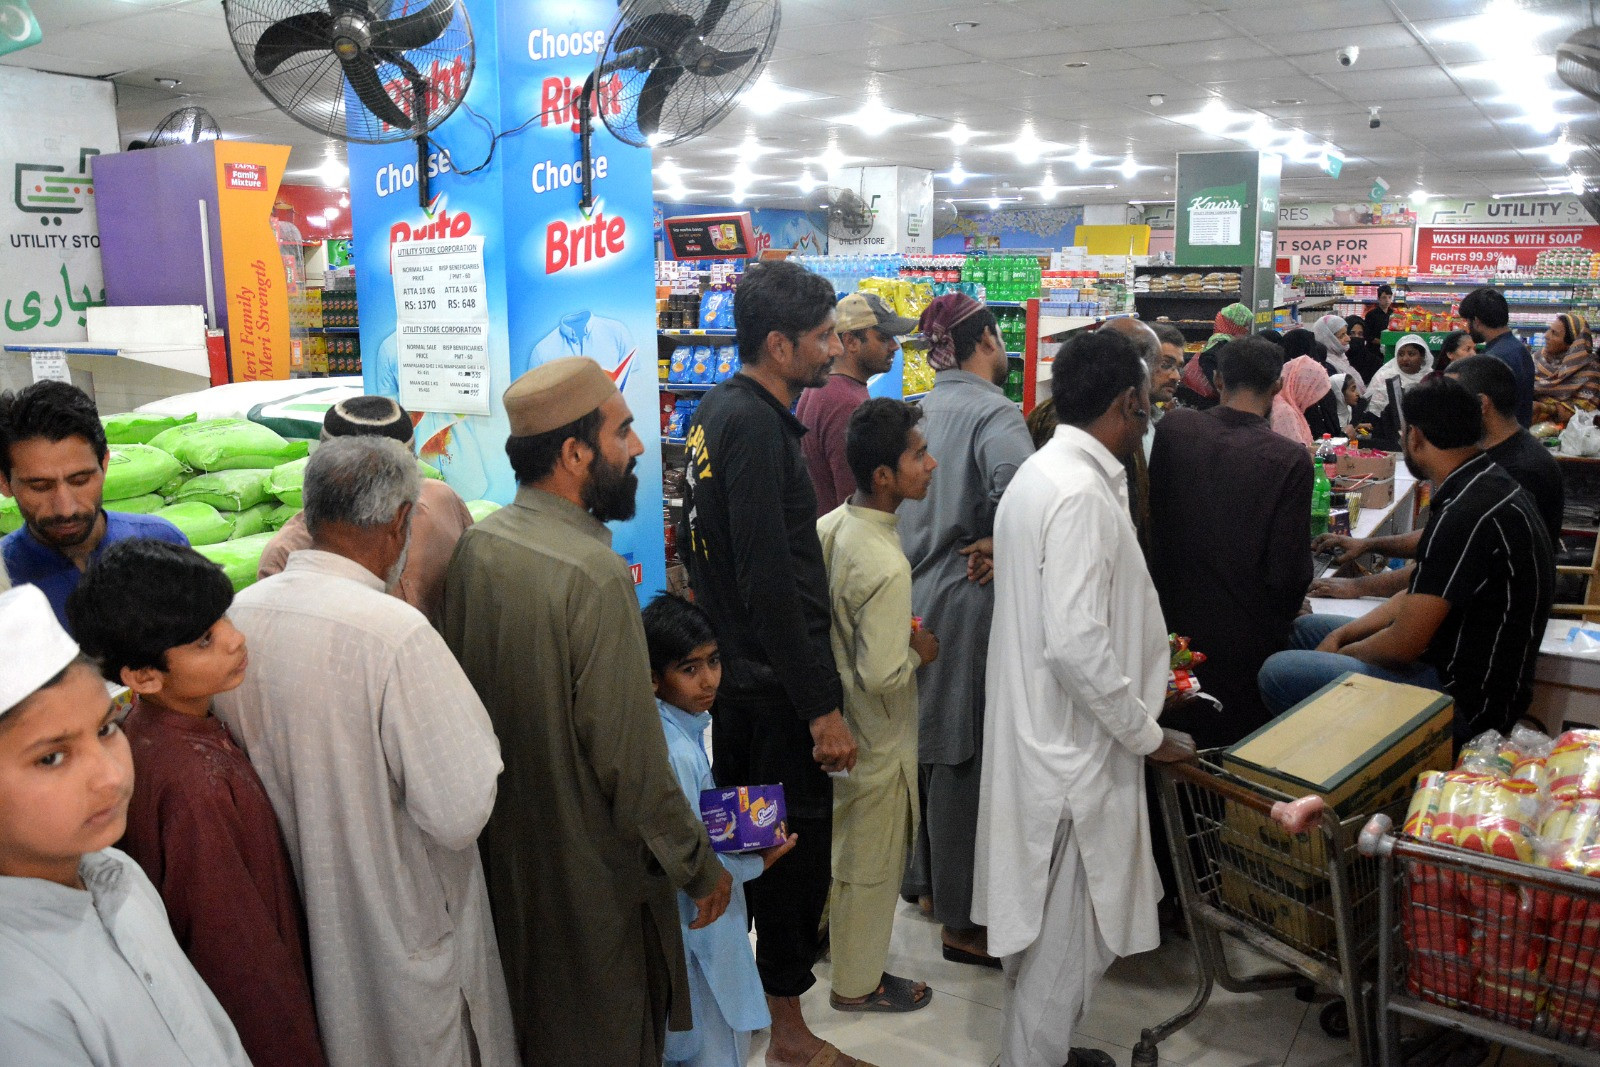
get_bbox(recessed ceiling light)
[1063,61,1090,68]
[154,77,181,88]
[1272,98,1303,106]
[1148,94,1165,107]
[950,21,979,31]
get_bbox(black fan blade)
[696,0,732,36]
[254,11,334,77]
[328,0,375,16]
[339,51,416,130]
[690,45,756,77]
[635,64,684,137]
[615,11,695,56]
[369,0,455,52]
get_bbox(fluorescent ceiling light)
[796,171,820,194]
[317,157,346,187]
[941,161,969,186]
[993,126,1058,164]
[1071,144,1097,169]
[1409,189,1430,204]
[1118,157,1142,179]
[1546,135,1576,166]
[740,75,819,115]
[809,145,857,176]
[948,195,1023,205]
[1038,173,1058,201]
[1569,172,1587,195]
[836,98,919,134]
[947,122,972,145]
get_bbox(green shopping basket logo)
[14,148,100,225]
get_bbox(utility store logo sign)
[13,147,97,226]
[1187,183,1246,247]
[225,162,265,191]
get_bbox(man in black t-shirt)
[1446,355,1563,545]
[1263,379,1555,742]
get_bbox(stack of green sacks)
[130,418,313,589]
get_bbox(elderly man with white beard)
[217,435,516,1067]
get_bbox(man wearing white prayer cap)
[0,584,252,1064]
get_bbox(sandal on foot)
[942,942,1003,969]
[829,973,933,1013]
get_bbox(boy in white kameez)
[0,584,250,1066]
[818,398,941,1013]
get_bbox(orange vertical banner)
[213,142,291,381]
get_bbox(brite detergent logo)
[387,196,473,269]
[546,203,627,274]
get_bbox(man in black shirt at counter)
[1311,354,1564,602]
[679,258,865,1067]
[1261,379,1554,743]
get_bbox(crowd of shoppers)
[0,264,1583,1067]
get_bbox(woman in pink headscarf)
[1270,355,1334,445]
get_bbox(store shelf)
[1038,314,1104,337]
[1133,292,1245,301]
[987,300,1026,308]
[304,325,360,333]
[664,435,687,446]
[660,382,716,392]
[658,328,738,338]
[904,391,928,403]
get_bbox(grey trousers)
[900,755,982,931]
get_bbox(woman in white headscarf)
[1312,313,1362,390]
[1364,334,1433,449]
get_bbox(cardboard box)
[1222,674,1453,868]
[1219,866,1338,952]
[1334,474,1394,510]
[700,784,787,853]
[1335,451,1397,481]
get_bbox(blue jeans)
[1257,614,1443,718]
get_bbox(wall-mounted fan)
[826,186,874,242]
[223,0,474,206]
[573,0,780,212]
[1558,28,1600,105]
[130,106,222,150]
[932,199,959,238]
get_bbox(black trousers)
[712,691,834,998]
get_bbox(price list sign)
[396,321,491,415]
[391,238,490,414]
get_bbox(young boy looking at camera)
[67,538,326,1067]
[644,592,797,1067]
[818,397,940,1013]
[0,583,250,1064]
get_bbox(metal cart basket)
[1359,812,1600,1067]
[1135,752,1405,1067]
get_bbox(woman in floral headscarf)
[1215,302,1252,337]
[1534,312,1599,424]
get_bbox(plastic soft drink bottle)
[1005,360,1024,403]
[1311,461,1332,538]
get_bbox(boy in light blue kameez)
[644,593,798,1067]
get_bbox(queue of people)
[0,260,1584,1067]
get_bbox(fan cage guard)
[223,0,475,145]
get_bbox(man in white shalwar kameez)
[217,437,517,1067]
[974,329,1195,1067]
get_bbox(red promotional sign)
[1415,226,1600,274]
[224,162,266,191]
[1277,227,1412,273]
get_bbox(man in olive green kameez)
[443,358,731,1066]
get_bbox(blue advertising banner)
[350,0,667,600]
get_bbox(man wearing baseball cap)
[797,292,920,516]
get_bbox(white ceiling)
[5,0,1598,213]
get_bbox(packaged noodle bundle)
[1542,799,1600,877]
[1456,777,1541,863]
[1548,731,1600,802]
[1403,771,1446,839]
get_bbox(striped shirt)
[1410,453,1555,738]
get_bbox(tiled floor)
[746,900,1550,1067]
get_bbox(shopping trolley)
[1134,753,1405,1067]
[1359,812,1600,1067]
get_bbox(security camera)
[1338,46,1360,67]
[1368,106,1381,129]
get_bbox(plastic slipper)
[829,973,933,1013]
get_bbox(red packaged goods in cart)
[1547,990,1600,1044]
[1475,970,1545,1026]
[1406,949,1476,1004]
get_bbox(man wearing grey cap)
[444,357,730,1067]
[256,395,473,627]
[797,292,919,516]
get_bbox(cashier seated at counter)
[1309,354,1565,603]
[1258,379,1555,745]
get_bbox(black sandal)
[829,973,933,1013]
